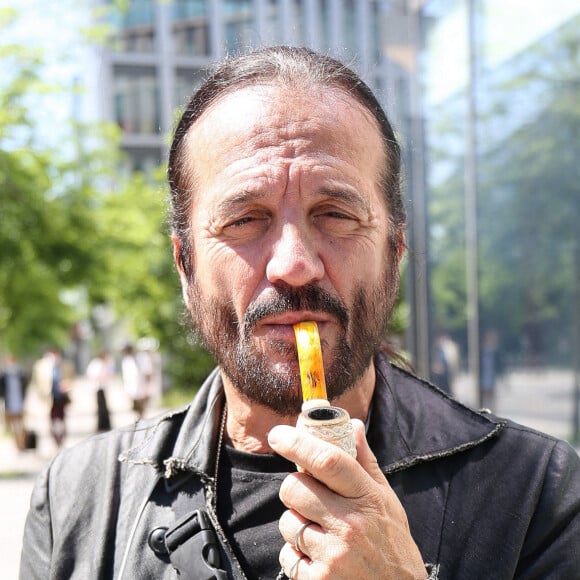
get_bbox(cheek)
[196,246,265,313]
[325,238,387,288]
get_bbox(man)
[20,47,580,579]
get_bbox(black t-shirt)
[216,443,295,580]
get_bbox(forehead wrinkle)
[186,83,387,215]
[234,124,313,164]
[229,94,326,155]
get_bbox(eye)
[313,207,359,234]
[222,211,271,238]
[322,210,354,220]
[229,216,258,227]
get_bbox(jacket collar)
[370,354,505,474]
[120,357,505,479]
[118,367,225,480]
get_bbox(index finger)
[268,424,368,498]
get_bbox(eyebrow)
[215,190,270,215]
[318,187,371,215]
[215,187,371,215]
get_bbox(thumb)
[352,419,388,485]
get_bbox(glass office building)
[421,1,579,438]
[100,0,580,438]
[100,0,415,173]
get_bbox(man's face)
[176,84,402,415]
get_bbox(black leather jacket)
[20,356,580,579]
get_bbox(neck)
[221,363,376,453]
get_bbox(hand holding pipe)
[293,322,356,460]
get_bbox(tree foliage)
[0,9,96,353]
[0,6,215,393]
[91,167,216,393]
[427,15,579,366]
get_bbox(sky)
[424,0,579,104]
[1,0,101,146]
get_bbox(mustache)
[243,285,349,334]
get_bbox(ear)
[172,235,191,307]
[395,229,406,265]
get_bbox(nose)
[266,223,324,288]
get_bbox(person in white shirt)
[121,344,152,419]
[86,351,114,432]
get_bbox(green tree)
[0,6,215,396]
[0,8,100,354]
[476,18,579,361]
[427,15,579,365]
[90,167,216,395]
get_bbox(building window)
[173,0,210,55]
[370,0,380,61]
[342,0,356,60]
[122,0,155,27]
[109,0,156,53]
[265,0,281,43]
[114,68,160,135]
[290,0,304,45]
[124,148,163,175]
[224,0,254,51]
[318,0,330,50]
[174,0,208,19]
[174,69,206,109]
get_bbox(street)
[1,368,579,579]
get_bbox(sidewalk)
[453,367,580,450]
[0,376,164,580]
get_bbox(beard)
[184,264,399,416]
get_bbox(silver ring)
[288,554,305,580]
[293,521,312,553]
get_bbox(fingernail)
[268,424,294,446]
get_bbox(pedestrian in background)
[480,329,504,411]
[439,333,460,392]
[121,344,152,419]
[86,350,114,432]
[0,354,28,450]
[30,348,74,448]
[431,333,452,395]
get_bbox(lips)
[253,314,330,340]
[259,312,329,326]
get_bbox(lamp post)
[465,0,481,406]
